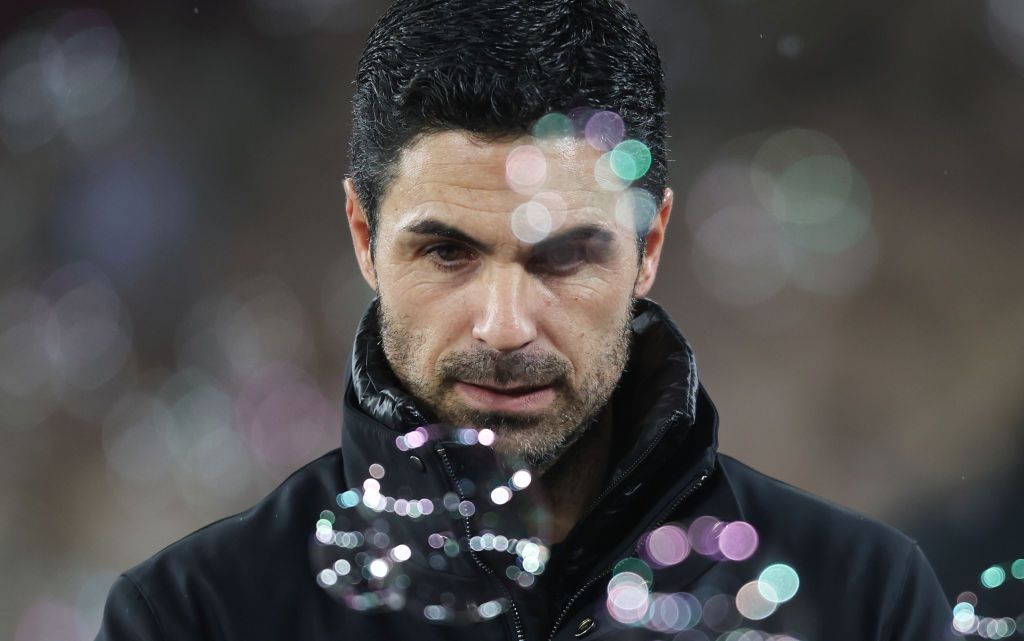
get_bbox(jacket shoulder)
[103,449,346,639]
[718,454,916,554]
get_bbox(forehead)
[378,130,627,233]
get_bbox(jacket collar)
[338,298,723,616]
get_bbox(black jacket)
[96,299,953,641]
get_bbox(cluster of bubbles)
[949,558,1024,637]
[604,518,800,634]
[0,9,134,154]
[315,459,550,618]
[686,128,878,306]
[501,109,658,245]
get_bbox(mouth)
[453,380,557,413]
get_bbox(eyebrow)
[402,219,616,255]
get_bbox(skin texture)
[345,131,672,541]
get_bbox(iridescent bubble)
[478,600,504,619]
[718,521,758,561]
[506,145,547,193]
[610,140,653,181]
[981,565,1007,588]
[614,188,659,235]
[758,564,799,603]
[644,524,690,567]
[511,469,532,490]
[595,153,630,191]
[532,112,574,140]
[584,110,625,151]
[688,516,723,557]
[1011,559,1024,580]
[318,568,338,587]
[606,572,650,624]
[613,557,654,587]
[701,593,741,632]
[490,486,513,505]
[369,558,390,579]
[735,581,777,621]
[530,191,568,231]
[511,201,553,244]
[646,593,701,632]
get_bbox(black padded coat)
[96,299,953,641]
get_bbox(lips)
[454,381,557,413]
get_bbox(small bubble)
[610,140,652,181]
[532,112,574,140]
[584,110,626,151]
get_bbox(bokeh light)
[757,564,800,603]
[609,140,653,182]
[584,110,626,152]
[505,144,548,193]
[735,580,778,621]
[510,201,553,243]
[643,524,690,567]
[718,521,758,561]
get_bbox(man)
[97,1,953,639]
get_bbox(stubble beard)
[378,298,634,470]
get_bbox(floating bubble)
[1011,559,1024,580]
[688,516,724,557]
[333,559,351,575]
[511,469,532,490]
[758,564,799,603]
[735,581,777,621]
[606,572,650,624]
[981,565,1007,588]
[613,557,654,587]
[610,140,653,182]
[718,521,758,561]
[530,191,568,231]
[491,486,513,505]
[585,110,625,151]
[595,152,630,191]
[615,188,659,235]
[506,145,547,193]
[318,568,338,587]
[511,201,553,244]
[369,558,390,579]
[644,524,690,567]
[691,206,788,307]
[702,593,741,632]
[478,600,503,619]
[532,112,574,140]
[646,592,701,632]
[458,500,476,517]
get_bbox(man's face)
[346,131,670,469]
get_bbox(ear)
[344,178,378,291]
[633,188,673,299]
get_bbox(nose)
[471,264,538,352]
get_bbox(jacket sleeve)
[883,543,954,641]
[94,575,166,641]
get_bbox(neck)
[537,406,614,544]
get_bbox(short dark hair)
[350,0,667,252]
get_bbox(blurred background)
[1,0,1022,638]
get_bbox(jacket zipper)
[436,444,527,641]
[544,466,713,641]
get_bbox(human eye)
[531,242,587,276]
[424,243,476,271]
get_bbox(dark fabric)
[96,299,953,641]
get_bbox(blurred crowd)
[1,0,1022,638]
